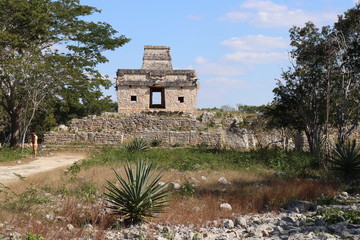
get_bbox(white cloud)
[204,77,261,88]
[223,51,287,63]
[187,14,204,20]
[221,35,288,52]
[196,62,244,76]
[242,0,287,12]
[220,34,289,64]
[220,12,251,22]
[220,0,338,27]
[195,56,209,64]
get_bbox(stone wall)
[43,113,258,149]
[44,131,226,147]
[68,115,204,135]
[117,86,197,114]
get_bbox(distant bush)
[312,208,360,225]
[236,104,267,114]
[24,232,46,240]
[150,138,163,147]
[123,138,149,152]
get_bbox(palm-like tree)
[105,161,170,225]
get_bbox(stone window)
[150,87,165,108]
[178,97,184,103]
[131,96,137,102]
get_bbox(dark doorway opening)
[150,87,165,108]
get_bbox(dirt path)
[0,152,86,183]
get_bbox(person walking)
[31,132,38,157]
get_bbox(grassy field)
[0,145,341,239]
[0,147,32,163]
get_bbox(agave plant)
[328,140,360,182]
[124,138,149,152]
[104,161,170,225]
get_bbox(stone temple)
[116,46,199,114]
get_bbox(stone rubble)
[1,194,359,240]
[101,193,360,240]
[101,210,360,240]
[100,208,360,240]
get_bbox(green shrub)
[124,138,149,152]
[104,161,170,225]
[329,140,360,182]
[24,233,46,240]
[75,181,97,202]
[180,181,196,198]
[150,138,163,147]
[342,184,360,194]
[3,187,50,212]
[0,147,31,162]
[313,208,360,224]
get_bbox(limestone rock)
[218,177,231,185]
[170,182,182,190]
[234,216,247,227]
[287,199,317,212]
[220,203,232,211]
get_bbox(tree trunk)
[10,111,21,147]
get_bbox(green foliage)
[13,173,26,181]
[0,0,130,146]
[342,184,360,194]
[2,187,50,212]
[269,5,360,158]
[220,105,236,112]
[328,140,360,182]
[236,104,266,114]
[313,208,360,224]
[83,146,316,177]
[66,162,81,176]
[124,138,149,152]
[180,181,196,198]
[150,138,163,147]
[105,161,170,225]
[0,147,31,162]
[24,233,46,240]
[43,180,97,202]
[75,181,97,202]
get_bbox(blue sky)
[80,0,358,109]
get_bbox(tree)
[331,5,360,144]
[0,0,130,146]
[52,87,117,125]
[269,4,359,160]
[270,22,332,156]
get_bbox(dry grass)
[155,178,338,226]
[0,164,339,238]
